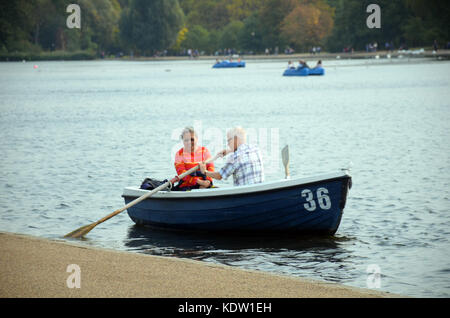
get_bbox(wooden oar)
[64,154,220,239]
[281,145,290,179]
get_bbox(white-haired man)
[199,127,264,186]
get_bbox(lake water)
[0,57,449,298]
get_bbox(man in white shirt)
[200,127,264,186]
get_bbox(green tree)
[120,0,185,55]
[219,20,244,50]
[77,0,121,52]
[0,0,37,52]
[326,0,410,52]
[182,25,210,52]
[258,0,297,50]
[182,0,230,30]
[238,12,264,53]
[208,29,222,53]
[403,0,450,48]
[0,0,67,52]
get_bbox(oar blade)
[63,154,221,239]
[281,145,289,166]
[281,145,290,179]
[64,223,97,239]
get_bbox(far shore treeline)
[0,0,449,60]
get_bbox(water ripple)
[1,60,449,297]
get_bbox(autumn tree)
[280,0,334,52]
[258,0,297,49]
[2,0,448,57]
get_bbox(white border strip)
[122,171,350,199]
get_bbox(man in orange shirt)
[171,127,214,190]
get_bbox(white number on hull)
[301,188,331,211]
[301,189,316,211]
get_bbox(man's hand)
[197,179,211,189]
[217,148,231,158]
[199,163,222,181]
[170,176,180,184]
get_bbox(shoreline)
[123,49,450,62]
[0,231,400,298]
[1,49,449,62]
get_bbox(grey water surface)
[0,58,449,297]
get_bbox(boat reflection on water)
[124,224,357,282]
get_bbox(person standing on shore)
[199,127,264,186]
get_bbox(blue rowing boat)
[122,171,352,235]
[283,67,325,76]
[213,60,246,68]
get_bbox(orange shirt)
[174,146,214,188]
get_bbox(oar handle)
[285,165,290,179]
[281,145,290,179]
[175,153,220,180]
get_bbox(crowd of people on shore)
[157,40,450,61]
[433,40,450,51]
[182,45,326,58]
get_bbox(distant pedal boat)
[308,67,325,76]
[213,60,246,68]
[283,67,325,76]
[122,171,351,235]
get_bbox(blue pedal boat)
[122,171,352,235]
[308,67,325,76]
[283,67,324,76]
[213,61,246,68]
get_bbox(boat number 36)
[301,188,331,211]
